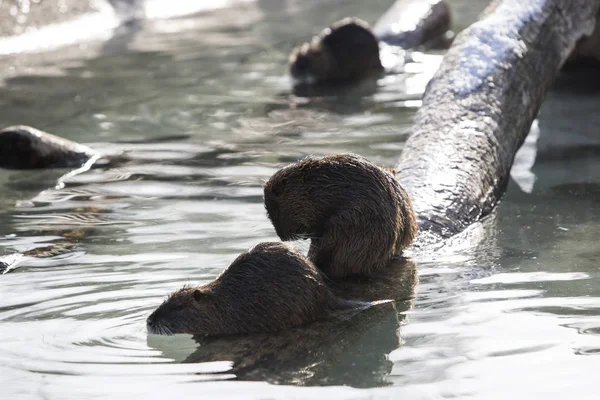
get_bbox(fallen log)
[396,0,600,244]
[373,0,452,49]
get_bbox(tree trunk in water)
[373,0,451,48]
[396,0,600,243]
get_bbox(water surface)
[1,0,599,398]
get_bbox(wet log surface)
[373,0,451,48]
[396,0,600,244]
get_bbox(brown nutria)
[0,125,96,169]
[329,257,417,303]
[147,242,362,336]
[288,18,383,83]
[263,154,418,278]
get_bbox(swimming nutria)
[263,154,418,278]
[0,125,96,169]
[147,242,362,336]
[288,1,452,84]
[289,18,384,83]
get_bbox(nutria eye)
[193,290,204,302]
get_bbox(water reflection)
[151,301,402,387]
[1,0,600,398]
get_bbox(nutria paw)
[147,242,358,336]
[264,154,417,278]
[0,125,95,169]
[288,18,383,84]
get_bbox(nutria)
[0,125,96,169]
[288,1,453,84]
[147,242,362,336]
[289,18,384,83]
[263,154,417,278]
[329,256,417,303]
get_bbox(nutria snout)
[288,18,383,83]
[264,154,417,278]
[147,242,359,336]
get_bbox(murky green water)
[1,0,599,398]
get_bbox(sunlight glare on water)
[1,0,599,399]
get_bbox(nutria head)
[289,18,383,84]
[147,242,355,336]
[0,125,95,169]
[264,154,417,278]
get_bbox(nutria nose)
[146,314,156,332]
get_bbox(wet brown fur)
[264,154,418,278]
[147,242,356,336]
[288,18,383,83]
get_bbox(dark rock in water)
[0,125,96,169]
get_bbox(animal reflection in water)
[149,257,417,387]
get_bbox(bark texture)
[373,0,451,48]
[396,0,600,242]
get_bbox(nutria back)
[288,18,383,83]
[147,242,357,336]
[264,154,417,278]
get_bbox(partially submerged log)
[396,0,600,243]
[570,12,600,64]
[373,0,452,48]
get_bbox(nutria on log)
[147,242,366,336]
[263,154,418,278]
